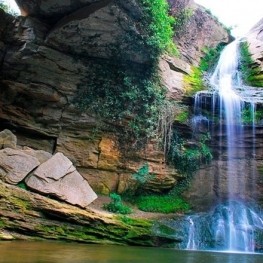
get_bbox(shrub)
[138,0,179,57]
[103,193,132,215]
[74,62,165,144]
[168,133,212,175]
[200,44,225,72]
[132,163,154,184]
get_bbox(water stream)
[182,40,263,252]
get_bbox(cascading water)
[181,40,263,252]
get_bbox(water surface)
[0,241,262,263]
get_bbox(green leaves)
[132,163,154,184]
[138,0,178,57]
[75,61,165,143]
[103,193,132,215]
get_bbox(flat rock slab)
[25,152,97,207]
[0,148,40,184]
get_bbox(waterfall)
[186,217,197,250]
[184,40,263,252]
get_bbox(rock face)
[0,1,230,196]
[26,152,97,208]
[168,0,231,65]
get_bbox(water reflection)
[0,242,262,263]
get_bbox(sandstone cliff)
[0,0,230,197]
[168,0,230,65]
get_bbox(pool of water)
[0,241,262,263]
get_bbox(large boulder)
[0,148,40,184]
[0,129,17,149]
[25,152,97,207]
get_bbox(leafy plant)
[138,0,179,57]
[103,193,132,215]
[175,108,189,123]
[132,163,154,184]
[168,133,212,175]
[74,61,165,145]
[184,44,226,95]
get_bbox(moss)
[0,182,176,246]
[117,215,153,228]
[239,41,263,87]
[8,196,31,213]
[0,219,6,229]
[175,108,189,123]
[184,67,206,96]
[134,195,190,213]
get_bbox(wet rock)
[25,152,97,207]
[0,148,40,184]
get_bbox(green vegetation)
[241,107,263,124]
[135,195,190,213]
[184,67,205,96]
[239,41,263,87]
[184,43,226,95]
[132,163,154,185]
[200,44,225,72]
[75,62,165,144]
[103,193,132,215]
[138,0,178,57]
[17,182,28,190]
[168,133,212,175]
[75,0,180,145]
[174,107,189,123]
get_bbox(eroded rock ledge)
[0,181,178,246]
